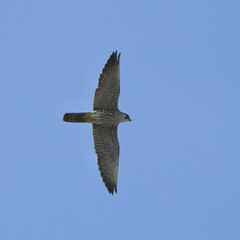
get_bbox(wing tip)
[117,52,121,64]
[106,183,117,195]
[98,166,118,195]
[102,176,118,195]
[109,50,121,65]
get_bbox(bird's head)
[122,113,131,122]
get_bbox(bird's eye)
[125,115,128,119]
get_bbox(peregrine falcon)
[63,51,131,194]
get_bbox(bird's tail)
[63,112,91,123]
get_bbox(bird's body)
[63,110,128,125]
[63,51,131,194]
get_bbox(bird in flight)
[63,51,131,194]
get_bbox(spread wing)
[92,124,119,194]
[93,51,120,111]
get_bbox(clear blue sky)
[1,1,240,239]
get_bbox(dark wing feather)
[92,124,119,194]
[93,51,120,111]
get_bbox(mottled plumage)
[92,124,119,194]
[93,51,120,111]
[63,51,131,194]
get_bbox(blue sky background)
[1,1,240,239]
